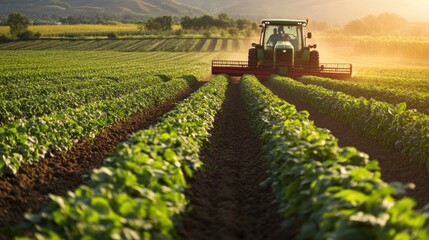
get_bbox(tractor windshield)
[264,25,303,51]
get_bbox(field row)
[0,51,215,85]
[0,76,196,176]
[270,75,429,170]
[241,75,429,239]
[354,38,429,59]
[0,38,253,52]
[17,75,229,239]
[1,50,428,238]
[319,36,429,59]
[0,76,165,125]
[349,66,429,94]
[0,24,141,36]
[0,52,219,175]
[298,75,429,114]
[11,75,429,239]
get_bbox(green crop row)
[0,77,117,101]
[15,75,229,239]
[240,74,429,239]
[298,76,429,114]
[0,39,253,53]
[0,51,214,86]
[354,38,429,60]
[269,76,429,170]
[0,76,164,125]
[349,66,429,94]
[0,76,196,176]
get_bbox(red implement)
[211,60,352,79]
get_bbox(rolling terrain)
[1,0,428,23]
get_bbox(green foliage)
[180,14,258,37]
[7,12,31,36]
[343,13,407,36]
[270,76,429,171]
[174,29,183,37]
[298,76,429,114]
[143,16,172,31]
[0,76,165,125]
[354,38,429,59]
[0,38,254,52]
[16,29,41,40]
[0,77,196,175]
[18,75,229,239]
[106,32,118,39]
[240,74,429,239]
[0,34,11,43]
[202,31,211,38]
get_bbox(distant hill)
[0,0,428,24]
[0,0,204,18]
[213,0,429,24]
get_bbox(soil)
[232,40,240,52]
[191,39,206,52]
[208,39,218,52]
[178,82,296,240]
[0,83,203,227]
[264,80,429,208]
[221,40,228,52]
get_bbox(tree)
[144,16,172,31]
[343,20,367,35]
[236,18,252,30]
[0,15,6,26]
[7,12,31,36]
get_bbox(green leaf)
[91,197,111,215]
[396,102,407,112]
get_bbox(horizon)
[0,0,428,24]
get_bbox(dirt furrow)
[265,81,429,207]
[178,82,294,240]
[0,83,204,227]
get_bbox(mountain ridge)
[1,0,428,24]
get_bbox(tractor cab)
[262,21,304,57]
[251,19,315,69]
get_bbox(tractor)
[212,18,352,79]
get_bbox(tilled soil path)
[265,81,429,207]
[0,84,203,227]
[178,82,295,240]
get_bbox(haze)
[313,0,429,22]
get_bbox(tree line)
[140,14,259,37]
[2,12,429,40]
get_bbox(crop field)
[0,24,141,36]
[318,36,429,60]
[0,38,253,52]
[1,44,429,239]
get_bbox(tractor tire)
[309,50,320,71]
[248,48,257,67]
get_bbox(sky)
[312,0,429,23]
[217,0,429,24]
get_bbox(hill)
[0,0,204,18]
[214,0,429,24]
[0,0,428,24]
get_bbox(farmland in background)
[0,24,141,37]
[1,18,429,239]
[0,38,254,52]
[315,35,429,60]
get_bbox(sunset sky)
[312,0,429,22]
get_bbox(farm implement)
[212,18,352,79]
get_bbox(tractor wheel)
[248,48,257,67]
[309,50,320,71]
